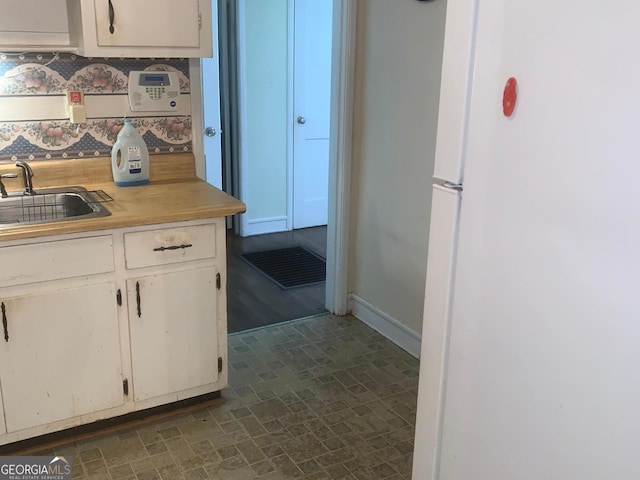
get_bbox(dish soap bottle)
[111,119,150,186]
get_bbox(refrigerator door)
[431,0,477,184]
[432,0,640,479]
[412,184,461,479]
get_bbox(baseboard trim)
[348,294,421,358]
[242,216,289,236]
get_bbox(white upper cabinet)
[0,0,73,51]
[0,0,212,57]
[67,0,213,57]
[94,0,200,48]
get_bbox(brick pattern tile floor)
[40,314,419,479]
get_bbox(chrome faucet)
[0,173,18,198]
[15,161,35,195]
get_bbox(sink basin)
[0,187,111,228]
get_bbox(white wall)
[238,0,288,227]
[348,0,447,353]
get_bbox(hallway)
[226,227,328,333]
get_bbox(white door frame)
[286,0,295,231]
[192,0,356,316]
[324,0,356,315]
[190,58,205,180]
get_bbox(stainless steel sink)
[0,187,111,228]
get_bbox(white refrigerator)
[413,0,640,479]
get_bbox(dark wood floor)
[226,226,327,333]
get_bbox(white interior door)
[203,0,223,189]
[292,0,333,229]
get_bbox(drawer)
[124,224,216,269]
[0,236,114,288]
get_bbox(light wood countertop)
[0,154,246,242]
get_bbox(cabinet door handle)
[1,302,8,342]
[136,281,141,318]
[153,243,193,252]
[108,0,115,34]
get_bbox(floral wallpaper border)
[0,54,192,163]
[0,117,192,162]
[0,62,189,96]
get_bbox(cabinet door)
[93,0,201,48]
[0,283,123,433]
[128,267,219,402]
[0,389,6,435]
[0,0,70,48]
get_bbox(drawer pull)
[1,302,8,342]
[136,281,141,318]
[153,243,193,252]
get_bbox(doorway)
[226,226,328,332]
[202,0,337,332]
[231,0,333,236]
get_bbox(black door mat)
[240,246,326,289]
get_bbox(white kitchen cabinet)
[67,0,213,58]
[123,222,225,404]
[0,282,123,433]
[0,236,115,289]
[0,0,74,52]
[127,267,220,402]
[0,217,228,445]
[123,223,217,270]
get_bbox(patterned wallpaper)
[0,53,192,163]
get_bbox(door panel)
[413,186,461,478]
[94,0,200,48]
[292,0,333,229]
[437,1,640,479]
[128,267,219,402]
[203,0,223,189]
[0,283,122,433]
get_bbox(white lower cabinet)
[0,282,123,433]
[0,218,227,445]
[128,266,220,402]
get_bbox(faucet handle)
[0,173,18,198]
